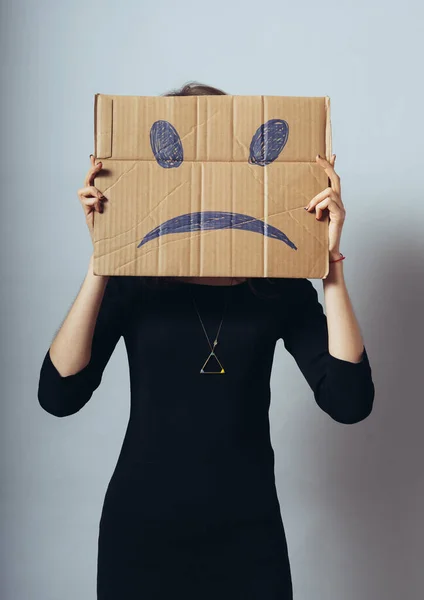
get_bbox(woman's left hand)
[305,154,346,260]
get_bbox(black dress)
[38,276,375,599]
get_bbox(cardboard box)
[93,94,332,278]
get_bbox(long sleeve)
[37,276,135,418]
[274,277,375,424]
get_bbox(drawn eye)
[150,120,184,168]
[249,119,289,166]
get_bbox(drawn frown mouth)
[137,211,297,250]
[137,118,297,251]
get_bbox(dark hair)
[164,81,227,97]
[141,81,280,300]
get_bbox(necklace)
[190,278,233,374]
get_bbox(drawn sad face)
[137,119,297,252]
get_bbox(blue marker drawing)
[137,211,297,250]
[150,120,183,168]
[249,119,289,166]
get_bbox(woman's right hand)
[78,155,106,242]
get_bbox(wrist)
[325,251,346,285]
[87,255,109,282]
[88,254,95,275]
[329,249,342,261]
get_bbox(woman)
[38,82,375,599]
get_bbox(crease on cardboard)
[233,134,250,157]
[110,98,114,157]
[307,163,326,189]
[248,166,276,212]
[95,95,113,158]
[157,180,189,208]
[270,183,311,205]
[178,109,220,146]
[286,209,325,247]
[230,144,234,274]
[267,206,314,218]
[264,153,269,275]
[101,161,138,195]
[247,162,265,191]
[94,94,98,157]
[96,203,315,249]
[231,95,235,163]
[325,96,332,160]
[101,169,190,228]
[96,208,310,260]
[249,171,313,211]
[99,235,324,277]
[94,237,139,256]
[310,252,326,277]
[114,225,268,269]
[131,181,192,234]
[195,96,199,161]
[94,207,157,244]
[200,162,204,271]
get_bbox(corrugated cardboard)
[93,94,332,278]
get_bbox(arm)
[280,152,375,423]
[323,258,364,362]
[277,274,375,424]
[37,256,131,417]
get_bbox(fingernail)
[304,207,309,210]
[317,154,322,159]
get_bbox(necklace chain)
[190,278,234,372]
[192,294,229,352]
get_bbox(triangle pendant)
[200,351,225,374]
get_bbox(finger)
[318,156,340,195]
[84,159,103,187]
[306,188,341,211]
[316,154,341,196]
[78,185,104,199]
[306,187,332,208]
[85,155,96,185]
[315,197,345,221]
[315,197,330,220]
[85,156,102,186]
[80,196,104,215]
[78,186,105,213]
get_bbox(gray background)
[1,0,423,598]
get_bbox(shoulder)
[266,277,318,304]
[246,278,319,321]
[108,275,145,306]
